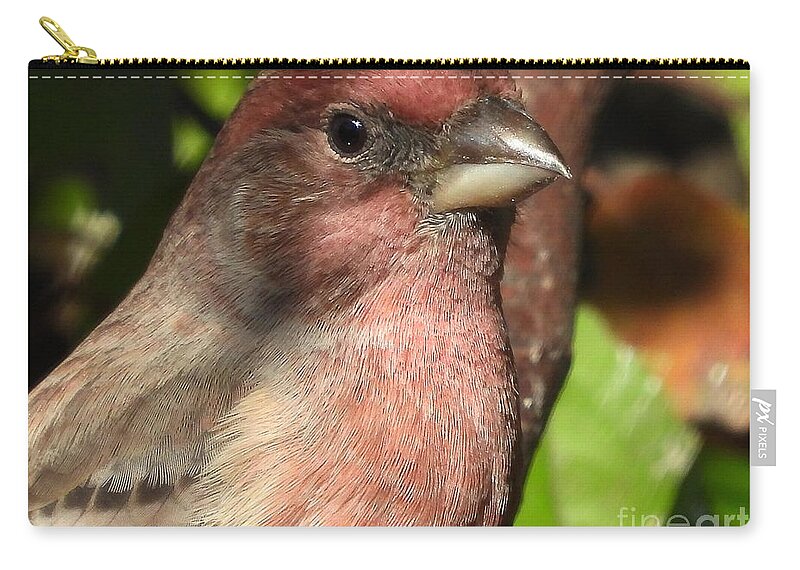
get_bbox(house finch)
[29,70,572,526]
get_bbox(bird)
[28,70,572,526]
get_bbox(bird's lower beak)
[430,96,572,213]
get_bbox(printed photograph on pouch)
[28,63,750,526]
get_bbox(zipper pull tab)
[39,16,99,64]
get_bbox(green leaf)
[172,117,214,172]
[515,440,558,525]
[183,72,250,120]
[515,307,701,526]
[701,445,750,526]
[711,72,750,179]
[31,176,97,231]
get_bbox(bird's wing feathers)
[28,328,245,526]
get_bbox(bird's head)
[170,71,571,319]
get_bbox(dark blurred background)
[29,75,247,384]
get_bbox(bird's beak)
[430,97,572,213]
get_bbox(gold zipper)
[39,17,99,65]
[35,16,748,70]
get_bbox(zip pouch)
[28,17,751,527]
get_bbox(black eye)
[328,113,369,156]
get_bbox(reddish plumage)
[214,74,518,159]
[29,70,573,526]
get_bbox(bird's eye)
[328,113,369,156]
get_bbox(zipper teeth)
[31,57,750,69]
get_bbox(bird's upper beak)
[430,96,572,213]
